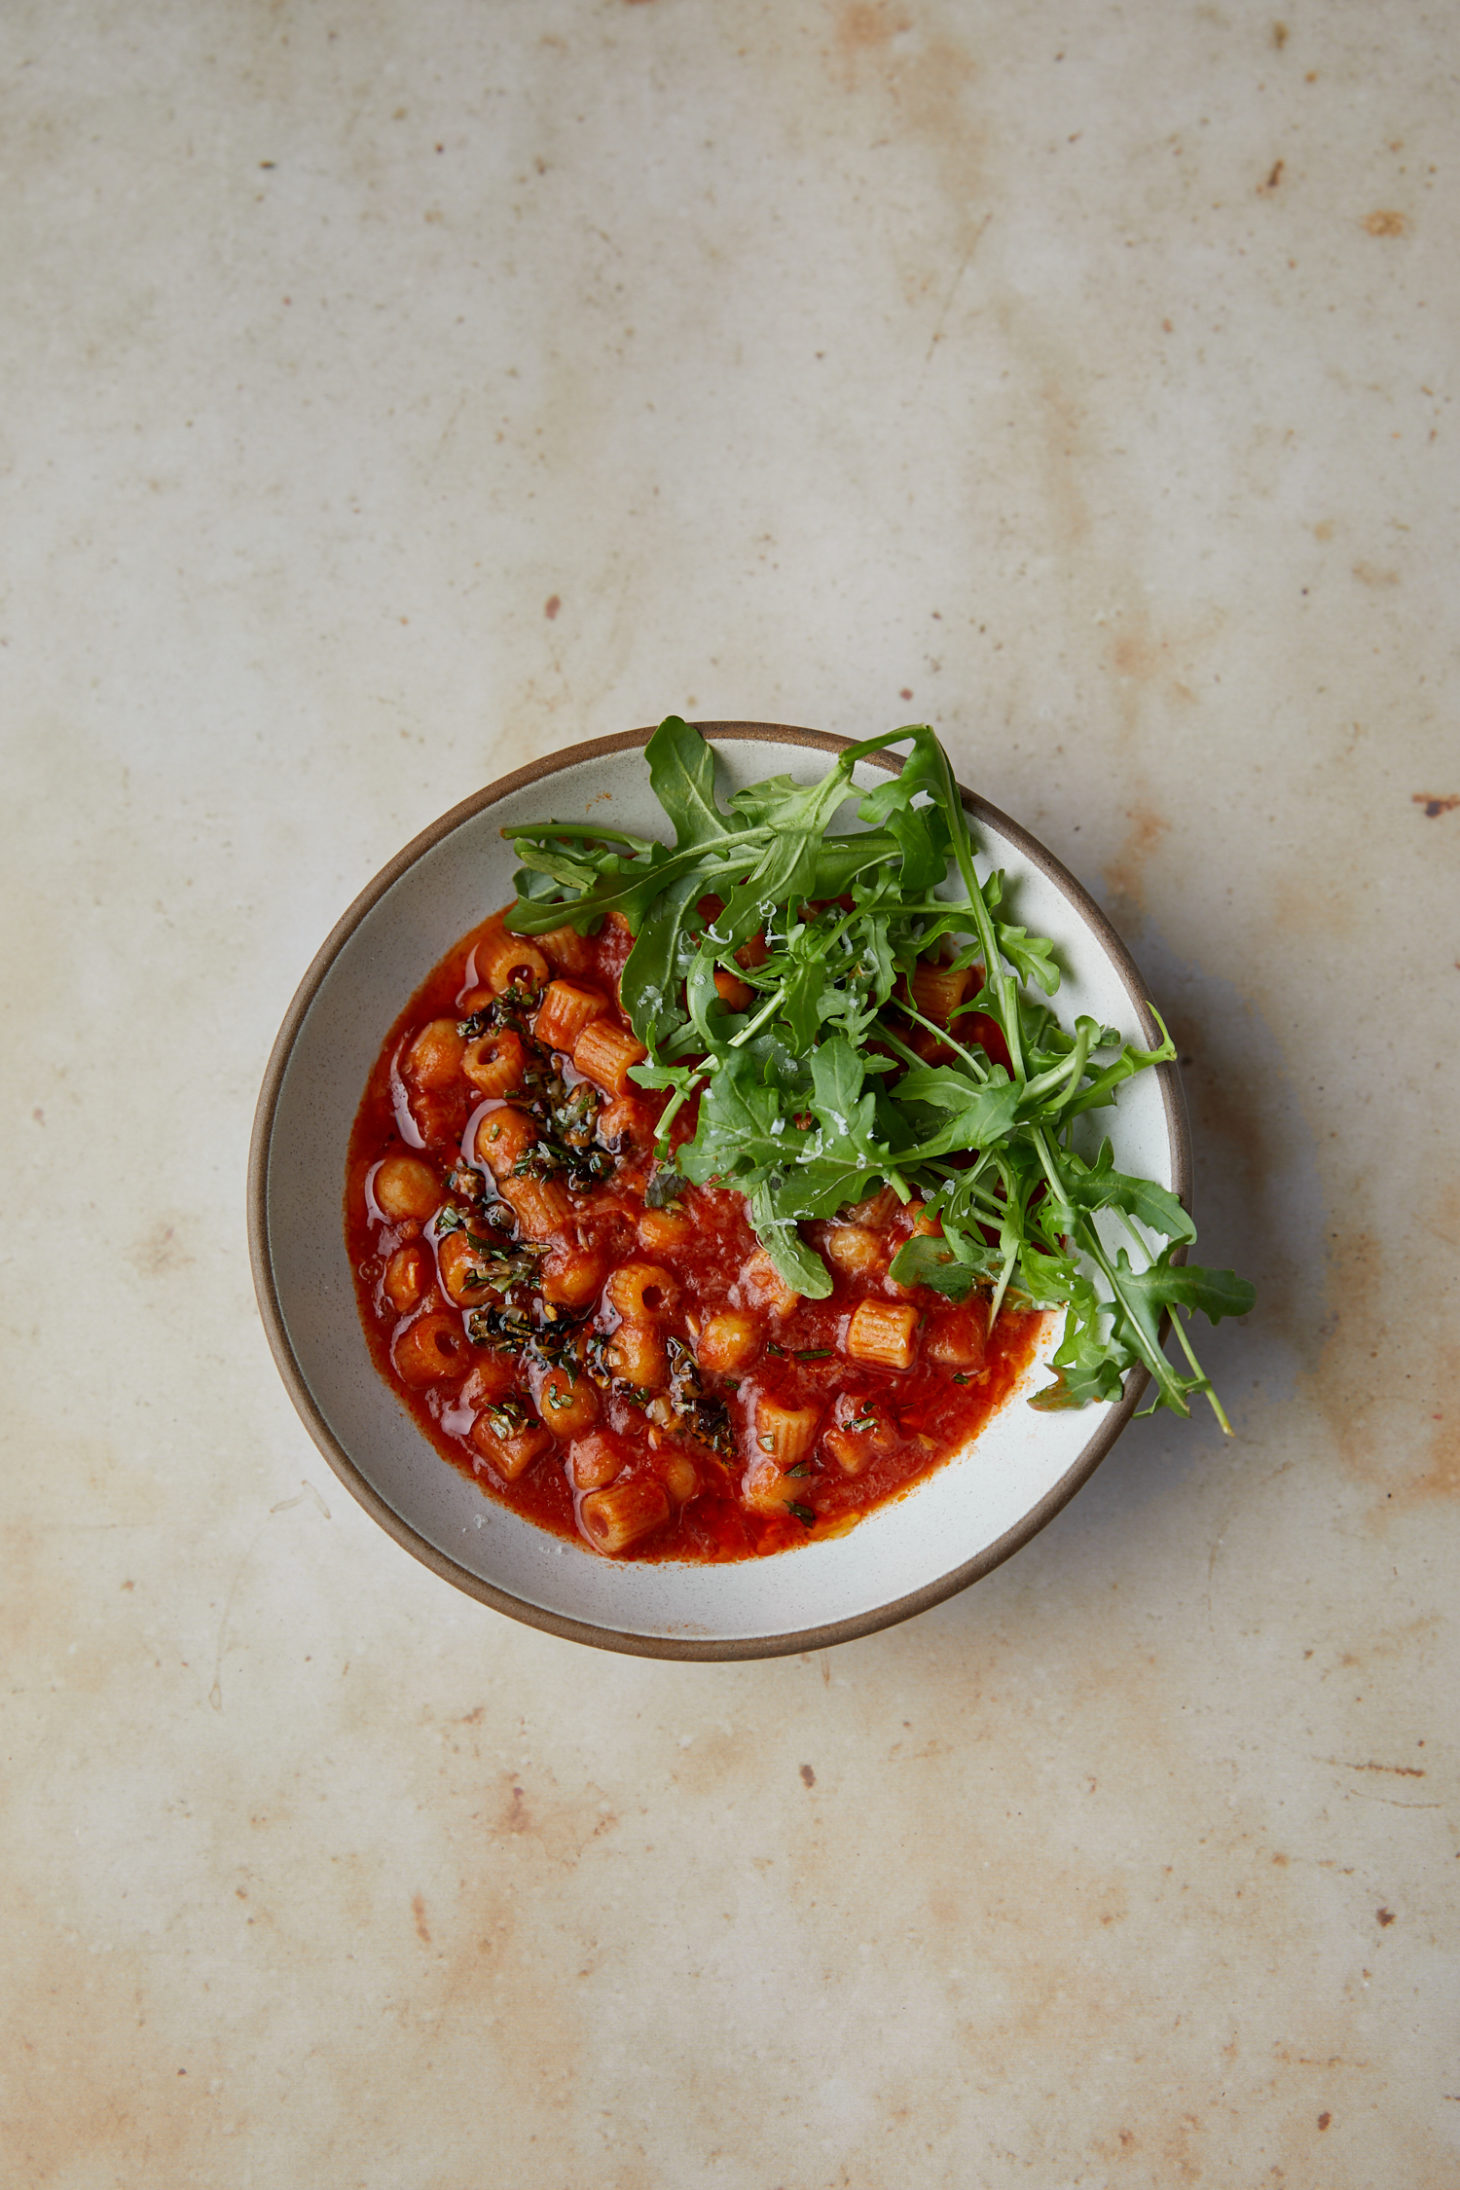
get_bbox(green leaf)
[1061,1140,1197,1244]
[748,1184,833,1299]
[645,715,730,848]
[887,1235,982,1301]
[645,1165,687,1208]
[1113,1253,1257,1332]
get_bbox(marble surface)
[3,2,1456,2182]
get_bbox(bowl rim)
[248,722,1191,1659]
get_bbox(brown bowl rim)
[247,722,1191,1660]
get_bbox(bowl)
[248,724,1189,1659]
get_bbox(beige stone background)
[3,1,1457,2183]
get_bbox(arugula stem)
[1169,1310,1234,1435]
[728,987,788,1049]
[883,999,993,1082]
[1022,1022,1094,1103]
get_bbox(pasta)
[346,894,1042,1562]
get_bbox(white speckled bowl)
[249,725,1189,1658]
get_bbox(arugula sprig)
[504,718,1253,1427]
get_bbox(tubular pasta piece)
[383,1242,429,1313]
[538,1364,599,1436]
[636,1206,692,1253]
[579,1478,671,1555]
[606,1261,680,1320]
[741,1452,805,1515]
[824,1224,883,1278]
[739,1248,803,1320]
[910,958,970,1025]
[823,1428,874,1477]
[533,979,610,1054]
[607,1320,668,1392]
[753,1396,820,1466]
[842,1185,897,1230]
[597,1093,647,1149]
[844,1299,920,1371]
[393,1312,471,1387]
[474,1106,537,1179]
[499,1173,573,1239]
[438,1230,496,1306]
[572,1019,648,1097]
[696,1310,761,1374]
[658,1452,697,1504]
[471,1415,553,1480]
[926,1304,987,1371]
[478,932,549,996]
[540,1242,607,1308]
[537,924,596,974]
[462,1028,527,1098]
[405,1017,466,1089]
[461,1357,516,1405]
[569,1432,624,1490]
[373,1155,440,1222]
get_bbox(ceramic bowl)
[249,724,1189,1658]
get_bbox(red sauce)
[345,912,1043,1561]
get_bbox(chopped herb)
[465,1304,534,1352]
[511,1134,613,1188]
[482,1397,528,1440]
[685,1395,733,1456]
[784,1461,809,1478]
[794,1348,832,1362]
[786,1501,817,1527]
[645,1165,688,1208]
[765,1342,786,1358]
[444,1162,485,1203]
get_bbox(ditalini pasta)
[346,910,1043,1562]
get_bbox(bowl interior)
[252,727,1185,1657]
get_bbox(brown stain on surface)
[1095,602,1222,738]
[126,1219,195,1278]
[1258,158,1284,193]
[412,1893,432,1945]
[1103,806,1170,917]
[828,4,985,260]
[1309,1215,1460,1510]
[1362,210,1408,236]
[1412,793,1459,818]
[1352,561,1399,588]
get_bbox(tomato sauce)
[345,912,1043,1561]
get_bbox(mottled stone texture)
[2,2,1456,2184]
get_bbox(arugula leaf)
[1060,1139,1197,1244]
[887,1235,983,1301]
[646,714,731,850]
[504,716,1253,1431]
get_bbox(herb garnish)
[505,716,1254,1427]
[645,1165,689,1208]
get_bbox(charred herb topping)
[505,717,1254,1428]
